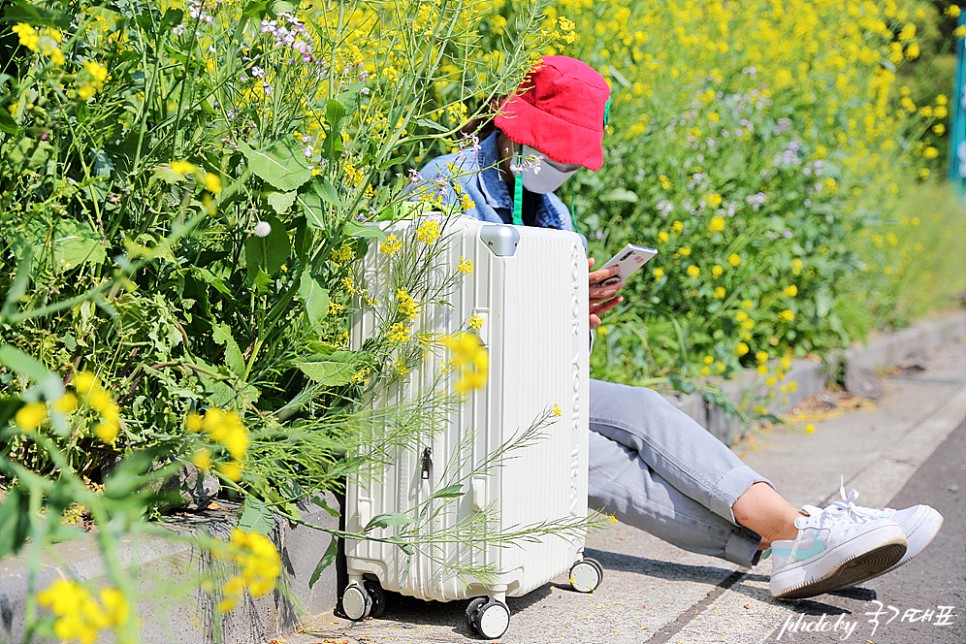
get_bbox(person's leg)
[588,379,919,599]
[589,379,770,527]
[588,430,764,567]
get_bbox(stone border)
[1,312,962,643]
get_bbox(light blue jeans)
[587,379,768,567]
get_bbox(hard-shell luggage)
[343,215,602,638]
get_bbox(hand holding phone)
[596,243,658,286]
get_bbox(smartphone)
[597,243,658,286]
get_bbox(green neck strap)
[512,153,523,226]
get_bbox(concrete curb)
[1,312,962,644]
[663,311,966,445]
[0,496,340,644]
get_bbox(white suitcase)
[344,215,601,639]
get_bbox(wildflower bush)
[456,0,964,389]
[0,0,566,640]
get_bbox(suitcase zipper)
[420,447,432,480]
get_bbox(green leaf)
[364,512,413,532]
[266,191,298,215]
[0,345,50,382]
[308,536,339,589]
[321,99,347,160]
[297,271,329,331]
[298,190,326,229]
[0,487,29,557]
[0,107,19,135]
[429,484,463,500]
[342,221,386,240]
[599,188,638,203]
[296,352,358,386]
[238,496,276,535]
[314,179,342,207]
[2,246,32,318]
[244,214,290,281]
[195,267,232,296]
[416,118,449,133]
[310,495,342,518]
[212,323,246,378]
[239,139,312,192]
[51,219,107,273]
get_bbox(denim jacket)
[413,130,574,231]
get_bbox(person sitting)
[410,55,943,599]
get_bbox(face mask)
[519,145,579,194]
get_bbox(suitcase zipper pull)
[420,447,432,480]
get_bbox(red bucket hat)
[494,56,610,171]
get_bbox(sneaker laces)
[810,476,893,523]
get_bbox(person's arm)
[587,258,623,330]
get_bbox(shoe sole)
[883,506,943,575]
[772,530,907,600]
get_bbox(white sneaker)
[768,506,907,600]
[803,479,943,576]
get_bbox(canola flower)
[77,61,109,100]
[379,234,402,255]
[13,23,66,65]
[415,220,441,244]
[457,257,474,274]
[36,580,128,644]
[396,288,419,319]
[441,333,488,394]
[15,401,47,431]
[213,528,283,612]
[73,371,122,444]
[185,407,249,481]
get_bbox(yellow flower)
[552,404,562,416]
[755,351,769,363]
[736,342,749,357]
[457,257,474,275]
[707,193,723,208]
[330,243,355,263]
[15,402,47,431]
[191,449,212,471]
[388,322,412,343]
[708,215,725,233]
[205,172,223,194]
[686,265,700,278]
[53,392,78,414]
[170,160,197,176]
[653,267,665,279]
[777,309,795,322]
[678,246,691,256]
[923,146,939,160]
[186,411,204,432]
[379,234,402,255]
[13,23,39,52]
[36,580,127,644]
[756,364,769,375]
[711,265,723,278]
[468,314,484,330]
[94,419,120,444]
[727,254,742,267]
[713,286,726,299]
[947,5,961,18]
[656,231,669,243]
[671,220,684,234]
[792,259,803,276]
[415,220,441,244]
[804,423,815,435]
[783,285,798,297]
[442,333,488,394]
[396,288,419,319]
[217,460,243,481]
[73,371,99,395]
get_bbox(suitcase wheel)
[569,558,603,593]
[467,598,510,640]
[341,582,371,621]
[364,579,386,618]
